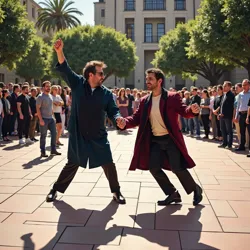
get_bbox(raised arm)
[54,39,81,90]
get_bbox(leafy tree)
[16,36,50,83]
[189,0,250,78]
[0,0,36,69]
[36,0,83,33]
[0,0,5,23]
[153,21,229,85]
[50,25,138,81]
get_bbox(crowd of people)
[0,78,250,157]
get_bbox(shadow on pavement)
[20,201,219,250]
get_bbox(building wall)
[94,0,248,90]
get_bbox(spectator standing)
[17,85,34,145]
[51,85,64,146]
[235,79,250,151]
[218,81,235,149]
[200,90,210,139]
[1,90,11,142]
[36,81,61,157]
[29,87,38,142]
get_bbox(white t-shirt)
[52,95,63,113]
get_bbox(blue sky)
[35,0,95,25]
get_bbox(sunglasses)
[95,71,105,77]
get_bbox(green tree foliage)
[36,0,83,33]
[50,25,138,81]
[0,0,36,69]
[189,0,250,78]
[0,0,5,23]
[153,21,229,85]
[16,37,50,83]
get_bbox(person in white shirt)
[51,85,64,146]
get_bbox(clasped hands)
[116,117,126,129]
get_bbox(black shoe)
[113,191,126,204]
[247,152,250,157]
[157,191,182,206]
[51,150,61,156]
[218,144,227,148]
[46,189,57,202]
[32,138,39,142]
[41,152,48,158]
[235,147,245,152]
[193,184,203,206]
[225,145,232,149]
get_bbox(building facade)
[0,0,51,85]
[94,0,248,90]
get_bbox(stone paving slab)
[0,128,249,249]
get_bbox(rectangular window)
[32,7,35,18]
[145,23,153,43]
[144,0,166,10]
[125,0,135,11]
[126,23,135,41]
[175,0,186,10]
[175,17,185,27]
[0,73,5,82]
[157,23,165,42]
[101,9,105,17]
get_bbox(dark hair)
[145,68,165,86]
[22,85,29,91]
[217,85,223,91]
[83,60,106,80]
[235,83,242,88]
[2,89,9,96]
[0,82,5,89]
[224,81,232,87]
[192,87,198,91]
[202,89,210,98]
[13,84,19,92]
[42,81,51,88]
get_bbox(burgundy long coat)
[125,88,196,171]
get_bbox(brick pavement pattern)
[0,128,250,249]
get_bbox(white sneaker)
[194,135,201,138]
[19,139,25,145]
[25,138,34,144]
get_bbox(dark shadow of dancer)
[21,202,219,250]
[21,233,35,250]
[22,156,54,169]
[37,200,120,250]
[132,205,220,250]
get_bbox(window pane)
[157,23,165,41]
[145,23,152,42]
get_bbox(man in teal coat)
[46,39,126,204]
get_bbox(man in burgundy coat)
[117,68,203,206]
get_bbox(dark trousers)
[39,118,56,153]
[18,115,30,139]
[220,117,233,147]
[215,115,222,137]
[53,162,120,193]
[149,135,197,195]
[2,114,11,137]
[239,112,250,149]
[201,114,210,136]
[10,111,18,134]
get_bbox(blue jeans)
[220,117,233,147]
[189,116,200,135]
[39,118,57,153]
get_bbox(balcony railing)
[124,0,135,11]
[144,35,163,43]
[175,0,186,10]
[144,0,166,10]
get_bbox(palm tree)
[36,0,83,33]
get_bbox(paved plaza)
[0,129,250,249]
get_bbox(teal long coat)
[56,60,121,168]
